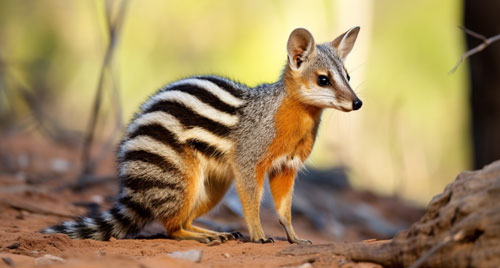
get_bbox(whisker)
[346,60,367,74]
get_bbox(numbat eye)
[317,75,331,87]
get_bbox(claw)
[232,232,243,239]
[219,235,228,242]
[258,237,274,244]
[198,237,211,244]
[227,233,235,240]
[207,240,221,246]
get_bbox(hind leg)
[184,173,240,242]
[161,151,215,243]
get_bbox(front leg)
[233,167,274,243]
[269,168,311,245]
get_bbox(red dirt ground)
[0,133,420,267]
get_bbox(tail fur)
[41,205,144,240]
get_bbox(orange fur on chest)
[255,95,321,184]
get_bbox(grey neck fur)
[230,73,289,179]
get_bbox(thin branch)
[450,26,500,73]
[85,68,123,173]
[2,199,77,218]
[457,26,487,42]
[79,0,128,181]
[0,59,82,145]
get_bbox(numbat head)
[285,27,362,111]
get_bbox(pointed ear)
[331,26,360,60]
[287,28,316,70]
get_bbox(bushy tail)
[41,205,143,240]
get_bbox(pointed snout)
[353,98,363,110]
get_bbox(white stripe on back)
[141,90,239,127]
[127,111,184,137]
[128,111,234,153]
[168,78,244,107]
[184,127,233,152]
[119,135,184,169]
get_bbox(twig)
[0,59,82,146]
[450,26,500,73]
[458,25,487,42]
[408,230,465,268]
[79,0,128,181]
[85,62,124,174]
[66,175,117,192]
[2,199,76,218]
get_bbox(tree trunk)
[464,0,500,169]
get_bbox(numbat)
[43,27,362,244]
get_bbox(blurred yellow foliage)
[0,0,468,205]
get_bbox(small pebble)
[223,253,231,258]
[15,171,26,181]
[17,154,29,168]
[1,257,14,267]
[35,254,65,266]
[51,158,70,173]
[7,242,20,249]
[90,195,104,204]
[167,249,203,263]
[294,263,313,268]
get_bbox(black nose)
[353,99,363,110]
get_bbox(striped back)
[119,75,246,184]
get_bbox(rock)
[34,254,65,266]
[167,249,203,263]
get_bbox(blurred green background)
[0,0,468,205]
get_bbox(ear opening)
[287,28,316,70]
[331,26,360,60]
